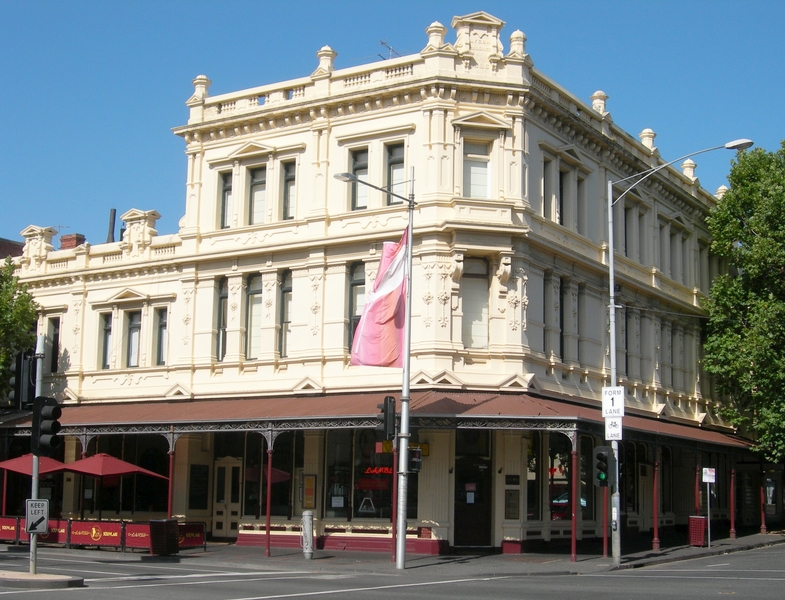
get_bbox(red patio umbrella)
[0,454,66,516]
[63,454,168,480]
[63,453,168,520]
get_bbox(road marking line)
[228,576,507,600]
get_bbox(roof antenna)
[378,40,401,60]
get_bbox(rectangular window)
[282,162,296,220]
[351,149,369,210]
[461,258,489,348]
[217,278,228,361]
[348,263,365,348]
[101,313,112,369]
[386,143,405,204]
[126,311,142,368]
[542,157,553,220]
[156,308,168,366]
[246,275,263,359]
[249,167,266,225]
[48,317,60,373]
[463,142,490,199]
[220,172,233,229]
[279,271,292,357]
[558,170,566,226]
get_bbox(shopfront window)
[527,432,541,521]
[548,433,572,520]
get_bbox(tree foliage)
[0,257,38,397]
[704,142,785,462]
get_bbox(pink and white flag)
[350,229,408,367]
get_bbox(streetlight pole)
[334,169,415,570]
[606,138,752,566]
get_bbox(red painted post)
[265,448,274,556]
[760,482,767,534]
[391,444,398,563]
[729,469,736,539]
[167,450,175,518]
[694,466,701,515]
[603,486,608,558]
[2,470,6,516]
[652,461,660,551]
[570,450,578,563]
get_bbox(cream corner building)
[6,11,769,552]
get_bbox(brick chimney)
[60,233,86,250]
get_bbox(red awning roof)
[5,391,751,449]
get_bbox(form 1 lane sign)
[602,386,625,417]
[25,499,49,534]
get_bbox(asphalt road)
[2,544,785,599]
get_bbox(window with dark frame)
[101,313,112,369]
[279,270,292,357]
[156,308,168,366]
[348,263,365,348]
[220,172,233,229]
[126,311,142,368]
[351,149,368,210]
[217,278,228,361]
[386,143,405,204]
[49,317,60,373]
[282,162,296,220]
[249,167,266,225]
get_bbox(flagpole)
[395,167,414,570]
[333,168,415,570]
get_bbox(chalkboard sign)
[189,464,210,510]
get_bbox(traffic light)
[31,396,62,458]
[408,447,422,473]
[6,352,32,408]
[376,395,396,440]
[593,445,615,488]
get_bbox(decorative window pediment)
[90,288,176,309]
[452,111,511,131]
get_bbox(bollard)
[301,511,314,559]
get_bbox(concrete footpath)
[1,529,784,587]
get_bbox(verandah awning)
[1,390,751,450]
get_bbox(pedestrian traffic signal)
[408,447,422,473]
[376,396,396,440]
[593,445,615,488]
[31,396,62,458]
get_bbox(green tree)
[704,142,785,462]
[0,257,38,400]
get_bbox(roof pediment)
[451,11,505,29]
[452,111,511,131]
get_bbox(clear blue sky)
[1,0,783,245]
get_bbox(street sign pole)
[603,386,624,566]
[29,334,45,575]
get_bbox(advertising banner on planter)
[39,519,68,544]
[69,520,122,547]
[178,522,205,549]
[0,517,19,542]
[124,523,151,549]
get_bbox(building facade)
[4,12,769,552]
